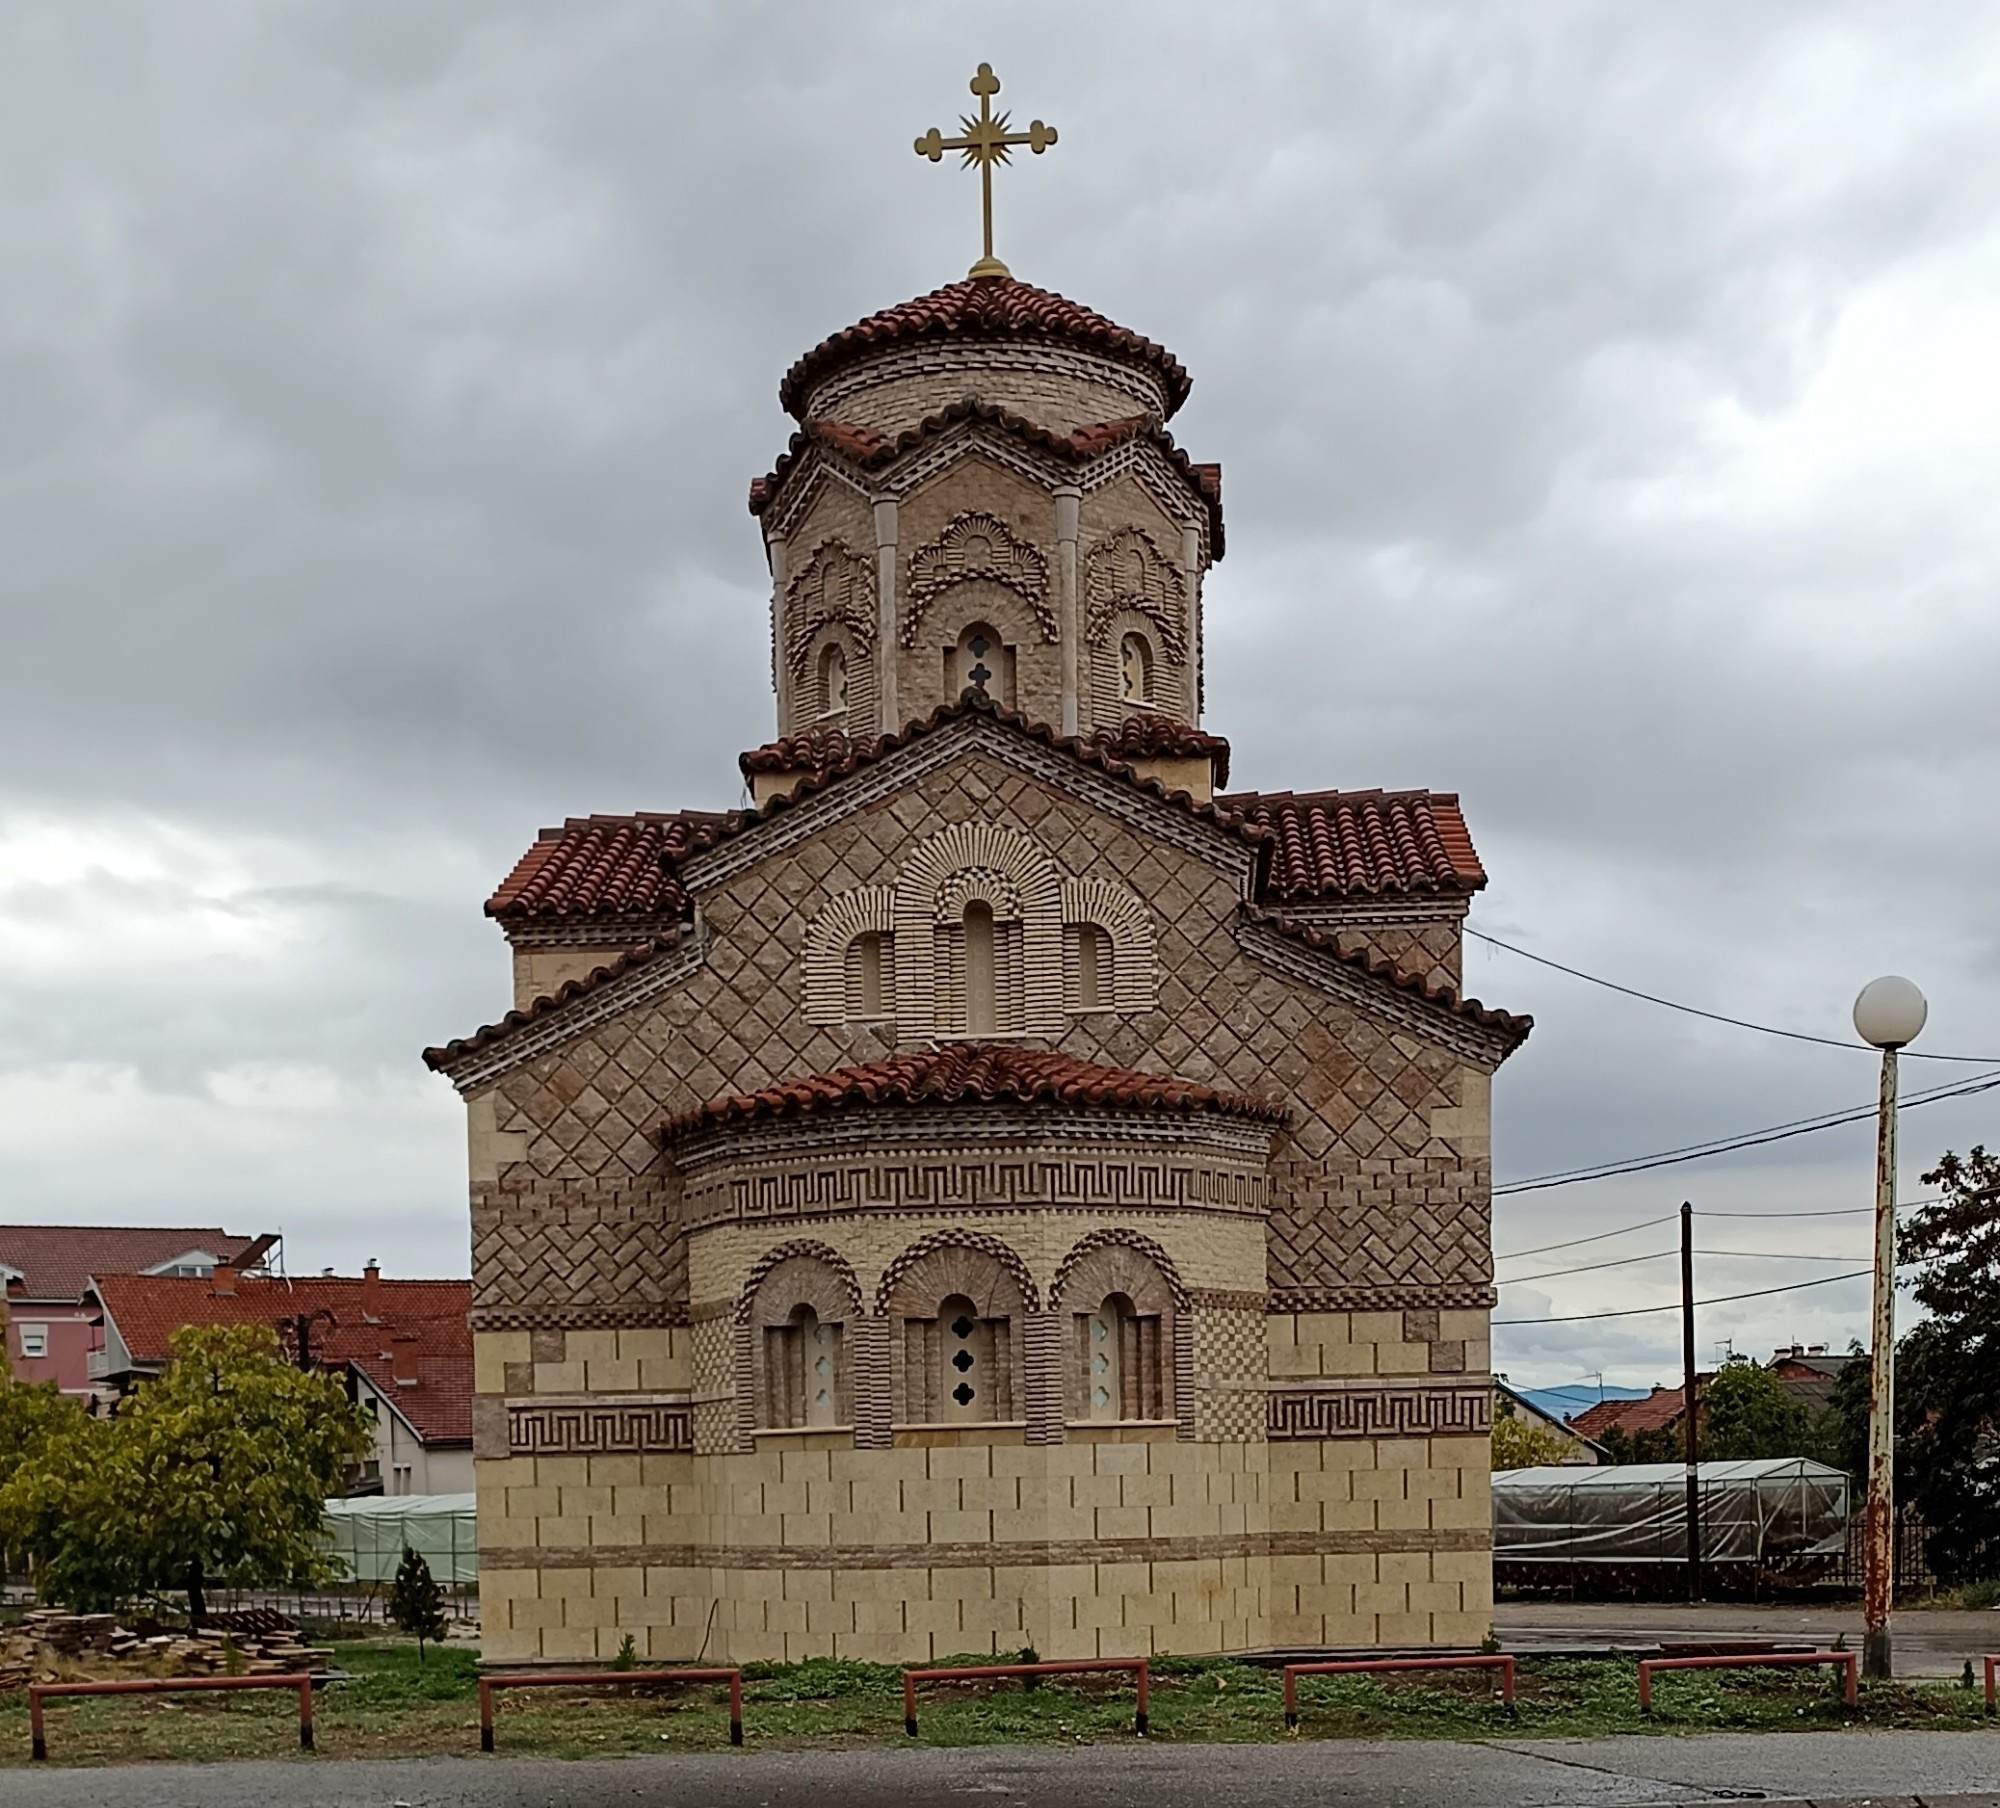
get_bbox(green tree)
[0,1380,110,1589]
[387,1545,449,1661]
[1895,1146,2000,1584]
[1491,1395,1577,1469]
[11,1325,374,1618]
[1700,1356,1815,1460]
[1599,1423,1683,1465]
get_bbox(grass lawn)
[0,1641,1993,1767]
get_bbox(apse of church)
[428,64,1530,1667]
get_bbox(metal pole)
[1682,1200,1700,1603]
[1863,1045,1898,1679]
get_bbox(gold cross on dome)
[914,63,1058,281]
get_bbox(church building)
[426,68,1530,1666]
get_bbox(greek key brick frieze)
[470,1303,691,1333]
[1266,1384,1493,1441]
[1268,1285,1494,1314]
[507,1398,694,1456]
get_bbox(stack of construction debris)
[2,1610,333,1683]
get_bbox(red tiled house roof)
[90,1272,471,1370]
[0,1226,269,1304]
[1218,790,1486,900]
[665,1044,1284,1140]
[347,1351,474,1447]
[1567,1385,1691,1443]
[777,277,1194,421]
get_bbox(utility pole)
[1681,1199,1701,1603]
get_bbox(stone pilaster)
[873,497,899,734]
[1055,486,1081,736]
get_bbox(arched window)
[843,931,893,1019]
[1069,924,1114,1011]
[818,642,849,717]
[963,901,997,1034]
[767,1303,843,1429]
[1056,1237,1181,1426]
[951,621,1016,707]
[1119,632,1153,706]
[936,1293,998,1422]
[882,1239,1027,1428]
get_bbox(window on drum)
[1119,632,1152,706]
[950,622,1015,707]
[818,642,849,717]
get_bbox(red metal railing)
[901,1658,1149,1737]
[29,1673,315,1762]
[477,1666,744,1750]
[1984,1654,1999,1714]
[1282,1655,1516,1729]
[1638,1649,1857,1714]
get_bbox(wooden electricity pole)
[1682,1200,1701,1603]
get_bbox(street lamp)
[1852,974,1927,1681]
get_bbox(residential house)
[1495,1378,1606,1463]
[86,1263,474,1496]
[1769,1343,1863,1413]
[0,1225,273,1396]
[1568,1381,1706,1452]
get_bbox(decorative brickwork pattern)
[1193,1306,1267,1442]
[904,510,1054,647]
[895,820,1064,1035]
[801,887,897,1026]
[1266,1384,1493,1440]
[507,1399,693,1456]
[1059,876,1156,1012]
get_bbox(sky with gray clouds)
[4,4,1998,1390]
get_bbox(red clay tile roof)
[739,724,872,782]
[1089,716,1232,788]
[1245,909,1532,1049]
[347,1351,474,1446]
[422,938,683,1069]
[749,399,1224,556]
[484,813,720,922]
[778,277,1193,421]
[1219,789,1487,899]
[665,1044,1282,1140]
[90,1271,470,1371]
[0,1226,269,1303]
[1565,1384,1703,1442]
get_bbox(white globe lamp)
[1853,976,1927,1050]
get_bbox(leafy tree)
[0,1380,110,1588]
[387,1545,449,1661]
[6,1325,373,1618]
[1894,1146,2000,1584]
[1491,1396,1576,1469]
[1599,1423,1682,1465]
[1700,1356,1815,1460]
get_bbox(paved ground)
[4,1733,1999,1807]
[1498,1602,2000,1679]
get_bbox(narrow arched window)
[844,931,892,1019]
[1072,1288,1166,1422]
[1120,633,1152,705]
[951,622,1015,707]
[763,1304,842,1430]
[818,642,849,717]
[1086,1294,1128,1418]
[963,901,997,1035]
[1071,924,1114,1011]
[938,1293,999,1422]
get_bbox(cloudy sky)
[4,4,1997,1389]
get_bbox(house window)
[392,1465,413,1495]
[843,931,893,1019]
[17,1323,47,1360]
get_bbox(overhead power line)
[1497,1246,1875,1286]
[1493,1266,1877,1327]
[1492,1199,1935,1264]
[1466,926,2000,1065]
[1492,1067,2000,1197]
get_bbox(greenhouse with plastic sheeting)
[1493,1458,1850,1588]
[324,1493,478,1585]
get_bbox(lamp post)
[1852,973,1927,1682]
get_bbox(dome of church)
[779,275,1192,436]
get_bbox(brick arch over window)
[895,823,1063,1036]
[1050,1229,1196,1438]
[735,1240,863,1440]
[802,887,896,1026]
[1059,877,1157,1014]
[879,1231,1036,1427]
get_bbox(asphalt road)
[4,1733,1999,1808]
[1497,1603,2000,1680]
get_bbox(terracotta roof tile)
[1088,715,1231,788]
[484,813,714,922]
[779,277,1192,421]
[90,1272,470,1369]
[750,400,1223,556]
[738,724,873,782]
[1219,789,1487,899]
[0,1226,268,1303]
[665,1043,1282,1140]
[347,1351,474,1446]
[1567,1384,1693,1442]
[1245,908,1532,1049]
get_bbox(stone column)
[1181,524,1203,722]
[873,498,900,736]
[768,532,792,731]
[1055,487,1082,737]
